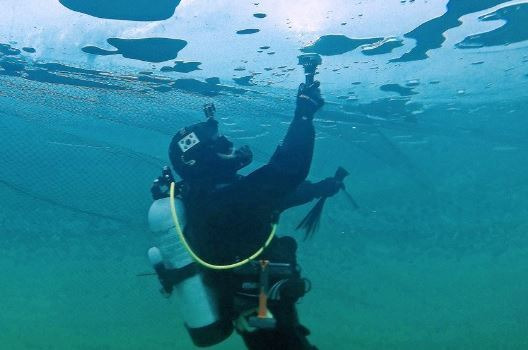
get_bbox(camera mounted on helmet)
[203,102,216,119]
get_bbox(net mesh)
[0,73,296,229]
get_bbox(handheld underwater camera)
[297,53,322,85]
[203,102,216,119]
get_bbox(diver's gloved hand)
[234,145,253,168]
[314,177,342,198]
[295,81,324,119]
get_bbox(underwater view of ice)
[1,0,528,349]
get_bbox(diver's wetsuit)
[184,111,316,265]
[181,111,322,349]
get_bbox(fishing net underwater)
[0,74,266,350]
[2,71,528,350]
[2,0,528,345]
[0,72,289,228]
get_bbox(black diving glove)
[314,177,342,198]
[295,80,324,119]
[234,145,253,169]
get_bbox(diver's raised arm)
[279,176,342,211]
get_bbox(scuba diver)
[147,54,345,350]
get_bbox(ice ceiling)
[1,0,528,102]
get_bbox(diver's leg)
[237,237,316,349]
[239,303,317,350]
[241,330,317,350]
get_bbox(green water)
[2,0,528,349]
[2,78,527,349]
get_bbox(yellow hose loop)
[169,182,277,270]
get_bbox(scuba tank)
[147,195,233,347]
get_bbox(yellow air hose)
[169,182,277,270]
